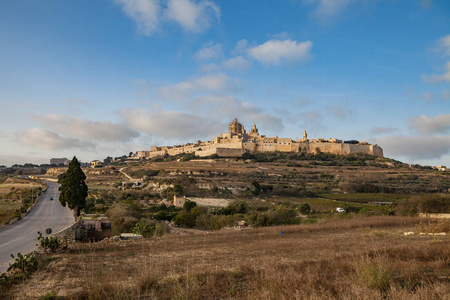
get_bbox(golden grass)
[2,216,449,299]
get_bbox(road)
[119,167,132,179]
[0,181,74,274]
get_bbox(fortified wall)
[136,118,383,159]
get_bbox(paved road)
[0,181,74,274]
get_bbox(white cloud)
[421,61,450,84]
[114,0,219,35]
[269,32,291,40]
[442,89,450,101]
[369,127,398,135]
[421,35,450,84]
[437,34,450,56]
[374,135,450,160]
[194,43,222,61]
[114,0,161,35]
[34,115,139,142]
[409,114,450,134]
[192,95,283,132]
[248,39,312,65]
[198,63,220,73]
[165,0,220,32]
[326,105,352,120]
[15,128,93,150]
[302,0,382,21]
[120,109,222,139]
[221,56,251,70]
[233,40,249,55]
[303,0,355,19]
[158,73,235,100]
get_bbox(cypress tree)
[59,156,88,219]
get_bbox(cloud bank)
[409,114,450,134]
[114,0,220,35]
[15,128,94,150]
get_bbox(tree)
[103,156,113,164]
[59,156,88,219]
[183,200,197,212]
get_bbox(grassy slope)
[4,217,449,299]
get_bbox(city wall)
[136,118,383,159]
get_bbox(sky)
[0,0,449,167]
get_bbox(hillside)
[2,217,449,299]
[75,153,450,219]
[1,153,450,299]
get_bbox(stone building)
[135,118,384,159]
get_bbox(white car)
[336,207,346,213]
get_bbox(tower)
[303,130,307,140]
[229,118,245,135]
[248,123,259,135]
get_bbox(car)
[49,197,53,201]
[336,207,346,213]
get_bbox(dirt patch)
[188,197,230,207]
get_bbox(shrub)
[418,195,450,213]
[183,200,197,212]
[299,203,311,215]
[132,219,156,238]
[154,222,170,237]
[7,252,38,277]
[36,232,60,253]
[416,219,450,233]
[342,204,362,213]
[106,203,141,234]
[172,211,196,228]
[396,199,418,216]
[354,255,395,293]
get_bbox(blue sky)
[0,0,449,167]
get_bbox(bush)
[36,232,60,253]
[354,255,395,293]
[172,211,196,228]
[183,200,197,212]
[154,222,170,237]
[396,199,418,216]
[299,203,311,215]
[7,252,38,277]
[132,219,156,238]
[418,195,450,213]
[106,203,141,234]
[249,207,299,227]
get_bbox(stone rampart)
[142,118,384,159]
[195,148,217,157]
[216,148,247,157]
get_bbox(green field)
[320,192,409,203]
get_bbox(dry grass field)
[3,216,449,299]
[0,178,43,225]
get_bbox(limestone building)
[136,118,383,159]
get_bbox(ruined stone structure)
[136,118,383,159]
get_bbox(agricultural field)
[0,177,45,225]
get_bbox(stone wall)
[216,148,247,157]
[53,221,80,243]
